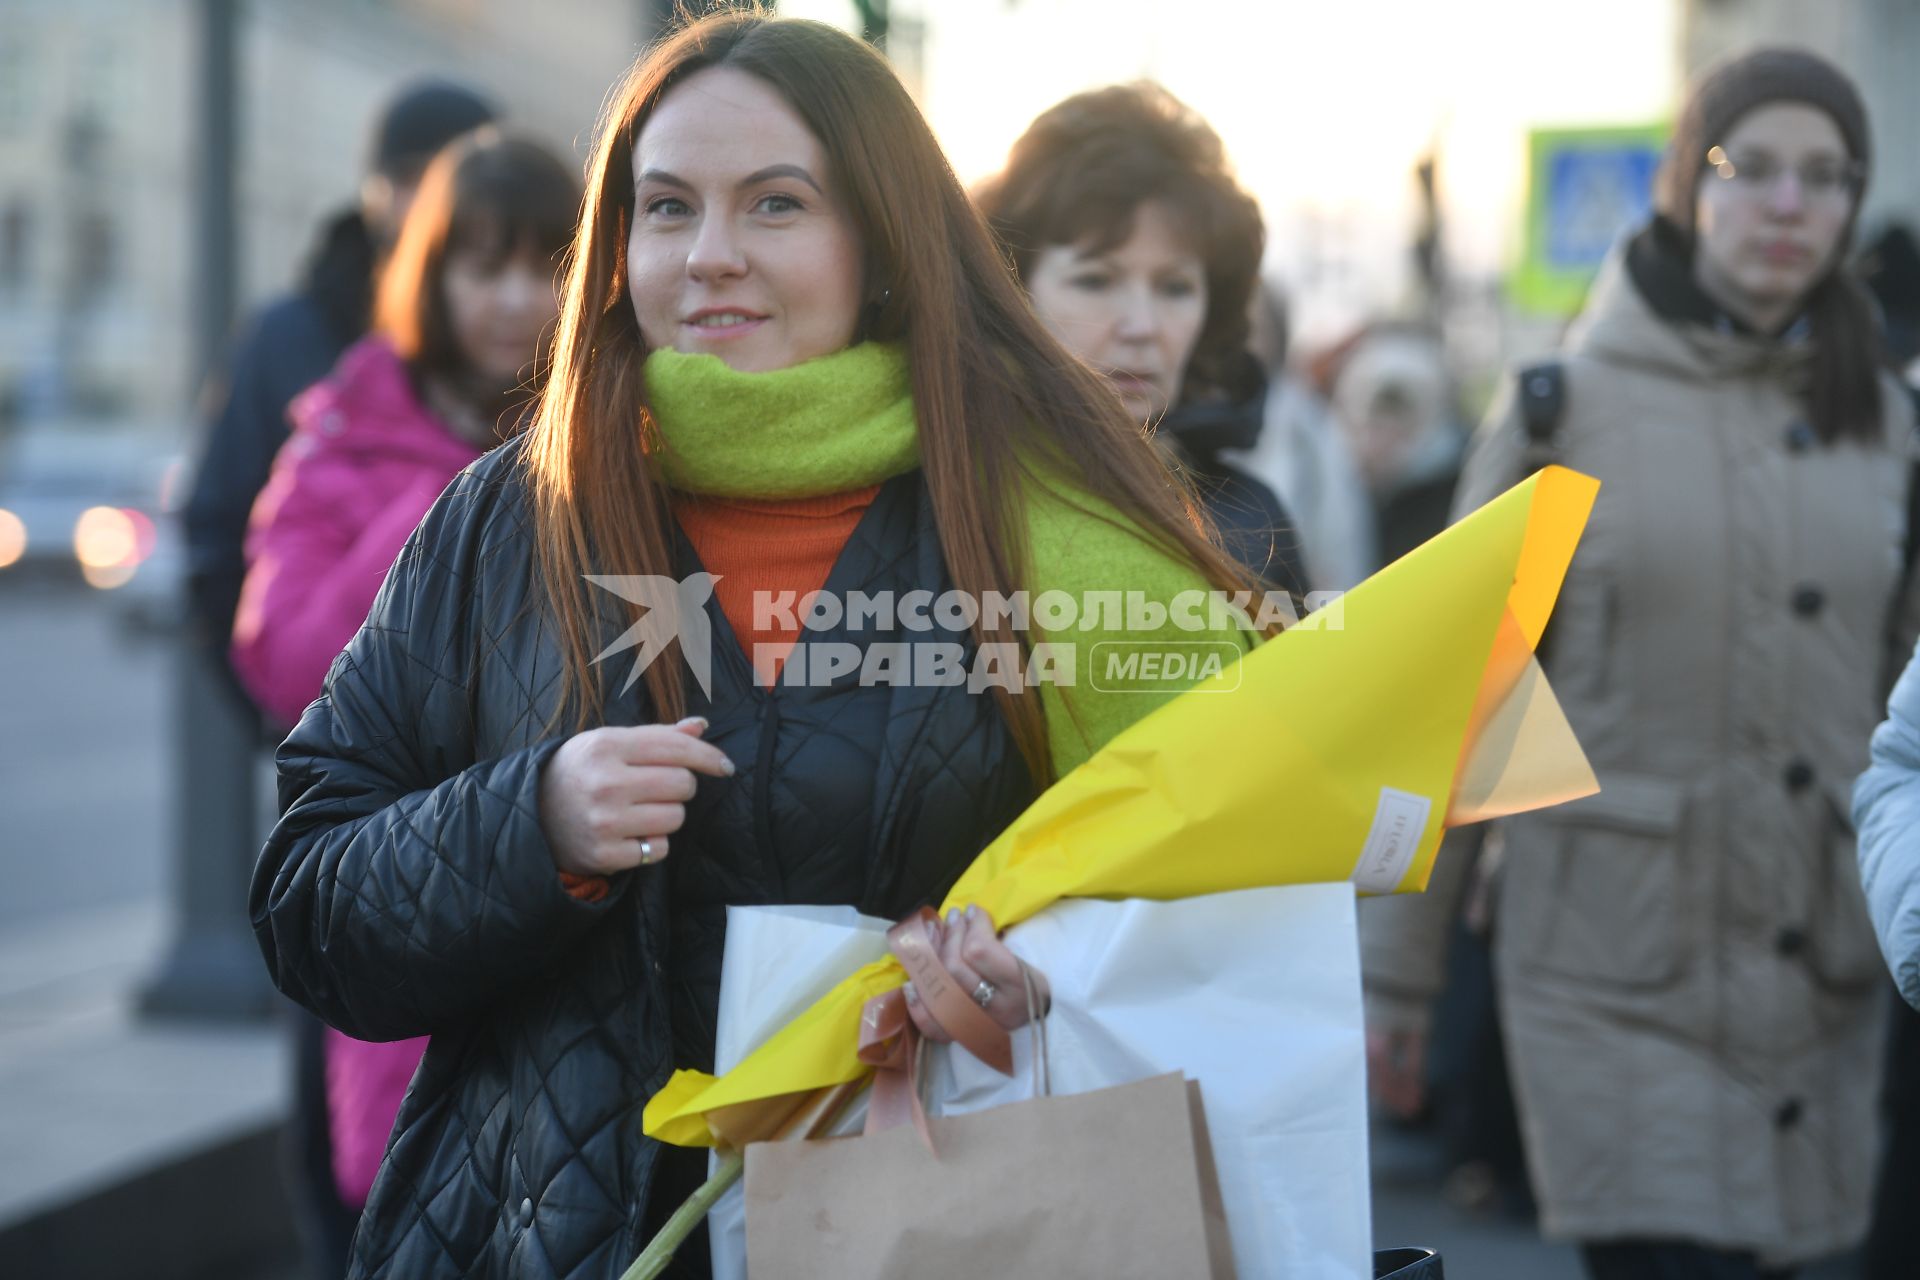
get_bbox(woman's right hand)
[538,717,735,878]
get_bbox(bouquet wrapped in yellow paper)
[643,465,1599,1155]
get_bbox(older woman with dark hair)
[977,83,1310,594]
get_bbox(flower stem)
[619,1151,744,1280]
[621,1080,864,1277]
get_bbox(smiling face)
[1692,102,1857,330]
[626,66,867,373]
[1024,200,1207,423]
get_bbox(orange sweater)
[674,485,883,677]
[560,484,881,902]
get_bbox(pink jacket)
[232,336,483,728]
[232,336,482,1209]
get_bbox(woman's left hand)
[904,905,1050,1041]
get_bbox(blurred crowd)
[144,11,1920,1280]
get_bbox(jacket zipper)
[754,695,788,900]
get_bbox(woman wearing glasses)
[1363,49,1916,1280]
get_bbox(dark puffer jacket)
[250,443,1033,1278]
[1158,367,1311,597]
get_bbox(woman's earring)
[856,287,892,344]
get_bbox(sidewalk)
[0,900,297,1278]
[1370,1112,1584,1279]
[1369,1112,1868,1280]
[0,900,1881,1278]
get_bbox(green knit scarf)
[643,343,919,498]
[641,342,1254,776]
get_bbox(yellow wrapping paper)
[645,466,1600,1149]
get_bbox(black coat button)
[1776,927,1808,957]
[1785,421,1817,453]
[1791,585,1825,617]
[1783,760,1815,792]
[519,1197,534,1228]
[1775,1098,1804,1129]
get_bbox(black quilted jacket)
[250,444,1033,1278]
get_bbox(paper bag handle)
[1020,959,1050,1099]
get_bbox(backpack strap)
[1516,361,1570,667]
[1516,361,1567,474]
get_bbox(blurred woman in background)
[1231,281,1375,590]
[1312,321,1464,569]
[1363,49,1916,1280]
[231,128,578,1272]
[977,82,1310,595]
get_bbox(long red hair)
[523,7,1259,784]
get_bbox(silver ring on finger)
[639,838,657,864]
[972,979,998,1009]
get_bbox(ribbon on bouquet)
[855,908,1020,1153]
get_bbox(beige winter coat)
[1361,249,1917,1265]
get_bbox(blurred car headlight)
[73,505,154,589]
[0,508,24,569]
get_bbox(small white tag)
[1351,787,1433,893]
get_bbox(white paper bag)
[706,905,889,1280]
[705,885,1372,1280]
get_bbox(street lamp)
[138,0,275,1022]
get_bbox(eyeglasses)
[1703,145,1865,203]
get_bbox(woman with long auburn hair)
[251,10,1264,1277]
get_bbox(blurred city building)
[0,0,643,442]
